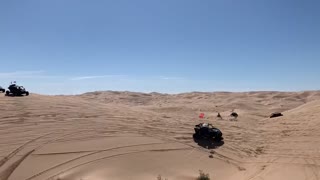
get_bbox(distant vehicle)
[230,112,238,118]
[193,123,223,141]
[5,84,29,96]
[270,112,283,118]
[0,86,5,93]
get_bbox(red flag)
[199,113,205,119]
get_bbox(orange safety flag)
[199,113,205,119]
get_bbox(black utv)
[0,86,5,93]
[193,123,223,141]
[5,84,29,96]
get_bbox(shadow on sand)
[193,137,224,150]
[4,94,26,97]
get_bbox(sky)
[1,0,320,95]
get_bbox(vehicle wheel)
[193,133,201,139]
[5,91,9,96]
[214,136,223,142]
[25,92,29,96]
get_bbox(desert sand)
[0,91,320,180]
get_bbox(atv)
[193,123,223,141]
[5,84,29,96]
[0,86,5,93]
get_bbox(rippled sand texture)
[1,91,320,180]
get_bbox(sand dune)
[0,91,320,180]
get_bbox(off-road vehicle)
[5,84,29,96]
[193,123,223,141]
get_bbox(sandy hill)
[0,91,320,180]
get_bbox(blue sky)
[1,0,320,94]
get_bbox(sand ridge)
[0,91,320,180]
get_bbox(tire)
[214,131,223,141]
[214,136,223,142]
[25,91,29,96]
[5,91,10,96]
[193,133,201,139]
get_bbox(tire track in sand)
[0,131,84,180]
[143,132,246,170]
[0,150,34,180]
[24,142,168,180]
[0,133,52,168]
[45,147,191,180]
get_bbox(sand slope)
[0,91,319,180]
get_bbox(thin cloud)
[0,71,63,79]
[0,70,44,77]
[158,76,185,80]
[70,75,126,81]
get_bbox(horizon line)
[28,89,320,96]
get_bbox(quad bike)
[193,123,223,141]
[5,84,29,96]
[0,86,5,93]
